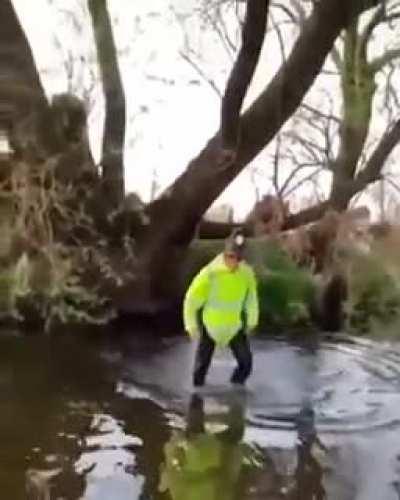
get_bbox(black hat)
[224,228,246,258]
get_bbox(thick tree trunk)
[144,0,375,248]
[329,21,376,208]
[0,1,48,146]
[88,0,126,208]
[0,2,95,164]
[114,0,377,314]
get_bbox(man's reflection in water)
[288,403,327,500]
[159,396,327,500]
[159,392,259,500]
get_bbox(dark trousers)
[193,326,253,386]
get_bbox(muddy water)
[1,330,400,499]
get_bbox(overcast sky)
[12,0,400,221]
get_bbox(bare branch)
[380,62,399,124]
[285,133,327,162]
[370,48,400,72]
[269,10,286,63]
[358,3,386,59]
[280,163,323,197]
[290,169,324,199]
[214,4,238,55]
[288,0,307,25]
[355,118,400,189]
[272,134,282,196]
[300,102,341,124]
[385,12,400,26]
[202,8,237,61]
[271,1,302,24]
[385,175,400,195]
[220,0,270,154]
[179,50,223,98]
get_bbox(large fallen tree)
[1,0,383,320]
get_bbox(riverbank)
[1,235,399,338]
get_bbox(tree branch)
[146,0,381,247]
[269,10,286,63]
[272,1,301,24]
[354,118,400,189]
[370,48,400,72]
[284,201,331,229]
[280,163,323,197]
[358,3,385,59]
[179,50,223,98]
[88,0,126,207]
[220,0,270,155]
[272,133,281,196]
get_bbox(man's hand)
[245,327,256,336]
[186,329,200,340]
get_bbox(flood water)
[1,329,400,500]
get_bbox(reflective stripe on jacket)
[183,254,259,346]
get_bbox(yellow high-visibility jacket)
[159,431,245,500]
[183,254,259,346]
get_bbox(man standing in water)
[183,229,259,387]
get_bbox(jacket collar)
[210,253,244,272]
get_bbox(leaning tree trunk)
[0,0,48,151]
[144,0,377,245]
[329,20,376,210]
[115,0,379,314]
[88,0,126,208]
[0,1,96,164]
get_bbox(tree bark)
[354,118,400,189]
[0,1,48,143]
[329,20,376,208]
[284,201,331,230]
[220,0,269,154]
[144,0,376,250]
[88,0,126,207]
[285,111,400,231]
[112,0,377,314]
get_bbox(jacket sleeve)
[183,267,211,338]
[244,267,259,333]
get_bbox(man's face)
[223,251,241,271]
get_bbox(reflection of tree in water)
[0,333,177,500]
[112,396,170,500]
[0,335,92,499]
[288,404,326,500]
[0,333,328,500]
[241,404,327,500]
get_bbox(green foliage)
[187,235,400,337]
[347,249,400,336]
[0,158,125,331]
[254,243,314,328]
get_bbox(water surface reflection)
[0,331,400,499]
